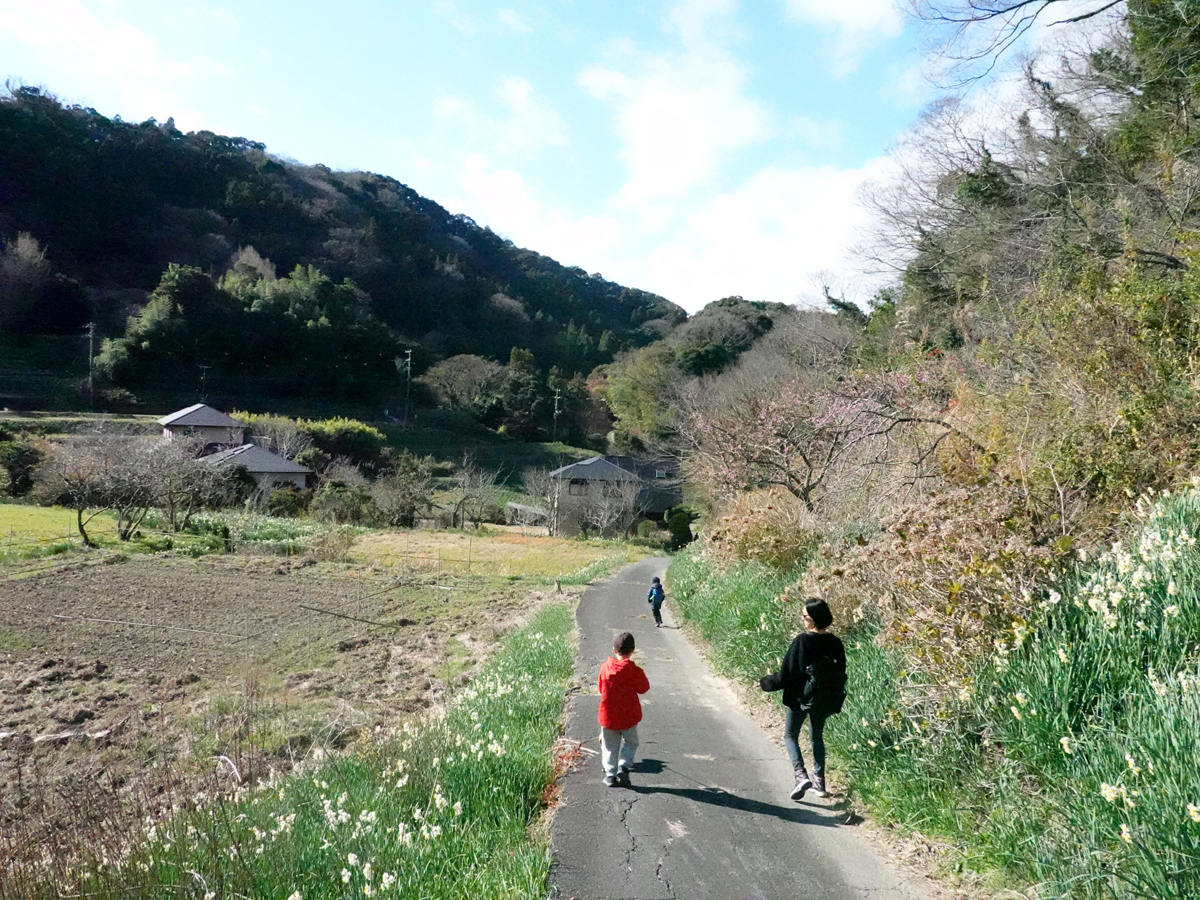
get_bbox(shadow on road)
[628,784,839,827]
[629,758,665,774]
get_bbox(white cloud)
[433,94,466,121]
[579,0,772,220]
[454,0,889,312]
[433,77,566,155]
[611,159,893,310]
[781,0,902,76]
[495,76,567,152]
[454,154,623,263]
[434,149,892,313]
[498,8,532,34]
[432,0,476,34]
[782,0,901,35]
[0,0,193,105]
[0,0,233,126]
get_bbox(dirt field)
[0,549,580,862]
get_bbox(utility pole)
[84,322,95,408]
[404,349,413,425]
[199,365,211,401]
[552,389,562,444]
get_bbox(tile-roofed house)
[204,443,312,490]
[548,456,643,536]
[548,456,642,483]
[604,454,682,515]
[158,403,246,450]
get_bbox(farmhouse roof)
[158,403,245,429]
[204,443,311,474]
[549,456,641,482]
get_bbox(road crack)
[655,843,676,899]
[618,794,639,872]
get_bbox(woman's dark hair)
[804,598,833,630]
[614,631,636,655]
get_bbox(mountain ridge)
[0,85,686,407]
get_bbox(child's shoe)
[789,771,812,801]
[604,775,617,787]
[616,770,632,788]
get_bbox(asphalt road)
[549,557,928,900]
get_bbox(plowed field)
[0,549,576,864]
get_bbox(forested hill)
[0,86,685,405]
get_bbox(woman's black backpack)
[800,654,847,715]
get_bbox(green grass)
[0,504,238,562]
[667,549,801,680]
[375,411,596,479]
[14,603,575,900]
[0,503,119,562]
[668,491,1200,899]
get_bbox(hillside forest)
[0,85,684,431]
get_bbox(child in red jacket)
[598,631,650,787]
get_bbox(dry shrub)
[797,481,1072,676]
[701,487,821,572]
[307,526,357,562]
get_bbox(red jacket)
[598,655,650,731]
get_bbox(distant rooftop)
[158,403,245,429]
[549,457,641,482]
[204,443,310,474]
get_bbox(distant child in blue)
[647,576,666,627]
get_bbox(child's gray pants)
[599,725,639,777]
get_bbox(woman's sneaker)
[790,772,812,801]
[810,775,826,797]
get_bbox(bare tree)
[33,432,113,547]
[906,0,1125,82]
[245,415,311,459]
[33,428,156,545]
[450,454,503,528]
[148,438,233,531]
[521,466,553,506]
[578,479,643,537]
[676,361,981,520]
[419,355,505,414]
[0,232,53,330]
[370,451,436,527]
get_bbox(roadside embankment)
[669,491,1200,900]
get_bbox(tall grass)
[8,604,574,900]
[668,551,801,679]
[668,489,1200,898]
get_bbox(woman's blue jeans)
[784,706,826,778]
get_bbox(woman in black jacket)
[760,598,846,800]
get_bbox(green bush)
[0,439,43,496]
[666,509,695,550]
[299,417,387,466]
[668,547,801,680]
[267,487,311,518]
[310,481,380,525]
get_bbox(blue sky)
[0,0,931,312]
